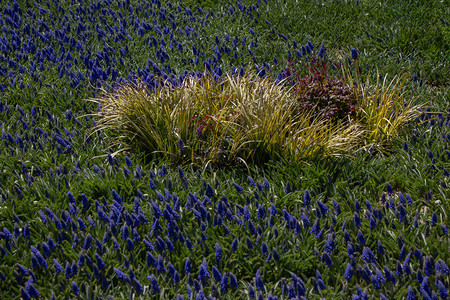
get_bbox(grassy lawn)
[0,0,448,299]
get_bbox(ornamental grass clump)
[89,70,362,167]
[343,64,423,150]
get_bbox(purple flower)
[384,266,396,284]
[246,237,253,249]
[178,166,185,179]
[157,255,167,274]
[146,252,156,267]
[231,238,238,252]
[398,192,406,205]
[21,288,31,300]
[406,193,413,205]
[357,229,366,245]
[211,265,221,282]
[354,212,361,228]
[177,139,184,151]
[229,272,238,288]
[148,274,160,294]
[378,240,385,255]
[217,273,227,295]
[424,256,433,275]
[436,279,449,299]
[125,156,133,168]
[232,182,244,193]
[322,252,332,267]
[396,261,403,277]
[406,286,416,300]
[248,285,256,299]
[184,257,191,274]
[255,269,265,292]
[317,199,328,216]
[26,283,39,298]
[310,218,320,235]
[53,259,63,273]
[420,276,432,296]
[173,271,180,284]
[351,48,358,60]
[65,262,73,279]
[436,259,449,275]
[67,191,75,204]
[317,278,326,290]
[132,278,143,294]
[386,182,393,194]
[72,281,80,296]
[344,229,351,243]
[347,243,354,257]
[375,268,385,283]
[303,189,311,206]
[344,263,353,281]
[361,247,375,264]
[198,258,209,281]
[42,242,51,257]
[114,268,129,282]
[95,253,105,270]
[121,224,129,240]
[215,243,222,262]
[82,234,93,250]
[263,177,270,190]
[81,193,90,211]
[371,274,381,290]
[441,223,448,235]
[333,199,341,215]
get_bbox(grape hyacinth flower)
[436,259,449,275]
[317,199,328,216]
[114,268,129,282]
[333,199,341,215]
[431,212,437,227]
[351,48,358,60]
[345,263,353,281]
[255,269,265,292]
[406,286,416,300]
[362,246,376,263]
[232,182,244,193]
[148,274,160,294]
[378,240,385,256]
[53,259,63,273]
[215,243,222,263]
[72,281,80,296]
[357,229,366,245]
[386,182,393,195]
[354,212,361,228]
[220,273,228,294]
[231,238,238,252]
[198,258,210,282]
[212,266,221,282]
[424,256,433,275]
[420,276,432,296]
[436,280,449,299]
[303,189,311,206]
[229,272,238,288]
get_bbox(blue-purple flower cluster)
[0,103,449,298]
[0,0,327,96]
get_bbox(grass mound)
[90,65,421,167]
